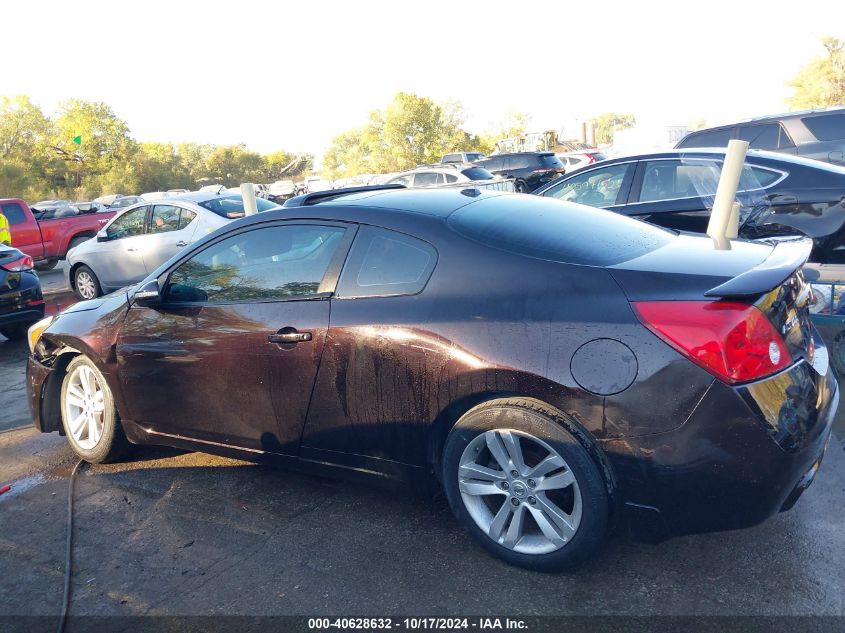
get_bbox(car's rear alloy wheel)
[459,429,583,555]
[74,265,101,300]
[442,399,608,571]
[61,356,128,463]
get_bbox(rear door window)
[413,172,444,187]
[150,205,183,233]
[638,160,721,202]
[802,113,845,141]
[336,226,437,298]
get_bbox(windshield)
[198,195,279,218]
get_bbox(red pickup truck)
[0,198,115,271]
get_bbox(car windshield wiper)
[739,202,773,230]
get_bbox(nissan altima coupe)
[27,187,837,570]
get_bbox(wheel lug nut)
[510,470,519,477]
[527,479,536,488]
[528,496,536,505]
[511,498,520,506]
[501,482,509,490]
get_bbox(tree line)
[0,97,311,202]
[2,36,839,202]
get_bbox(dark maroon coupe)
[27,186,837,570]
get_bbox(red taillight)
[632,300,791,384]
[0,255,33,272]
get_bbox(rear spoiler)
[704,238,813,298]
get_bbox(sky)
[2,0,844,162]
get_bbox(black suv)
[676,107,845,165]
[474,152,565,192]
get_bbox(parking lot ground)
[0,414,843,619]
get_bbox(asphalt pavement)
[0,263,843,622]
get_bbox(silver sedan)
[66,192,280,300]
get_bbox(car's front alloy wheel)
[60,355,128,463]
[442,398,608,571]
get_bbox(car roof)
[152,191,241,203]
[685,106,845,132]
[481,152,554,157]
[277,187,511,220]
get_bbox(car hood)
[61,289,129,315]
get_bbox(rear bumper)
[604,355,838,541]
[0,272,44,328]
[0,305,45,328]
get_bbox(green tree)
[589,112,636,145]
[205,144,266,186]
[323,93,479,178]
[48,99,135,189]
[789,36,845,110]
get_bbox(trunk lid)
[611,233,815,365]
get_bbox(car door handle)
[126,247,138,252]
[176,240,188,247]
[268,330,312,344]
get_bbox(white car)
[555,151,608,171]
[66,192,280,300]
[384,165,497,188]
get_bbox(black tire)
[73,264,102,300]
[60,355,128,463]
[831,329,845,377]
[35,259,58,272]
[513,179,528,193]
[68,235,92,250]
[0,324,28,340]
[442,398,609,571]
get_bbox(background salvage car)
[66,192,280,299]
[535,149,845,263]
[28,187,835,572]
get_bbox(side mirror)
[96,230,109,242]
[133,280,161,307]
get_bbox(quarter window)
[336,227,437,298]
[541,164,630,207]
[178,209,197,230]
[802,113,845,141]
[106,206,148,239]
[677,128,734,148]
[738,123,793,150]
[165,225,345,303]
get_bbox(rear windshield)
[198,195,278,218]
[539,154,563,168]
[802,113,845,141]
[447,195,673,266]
[460,167,494,180]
